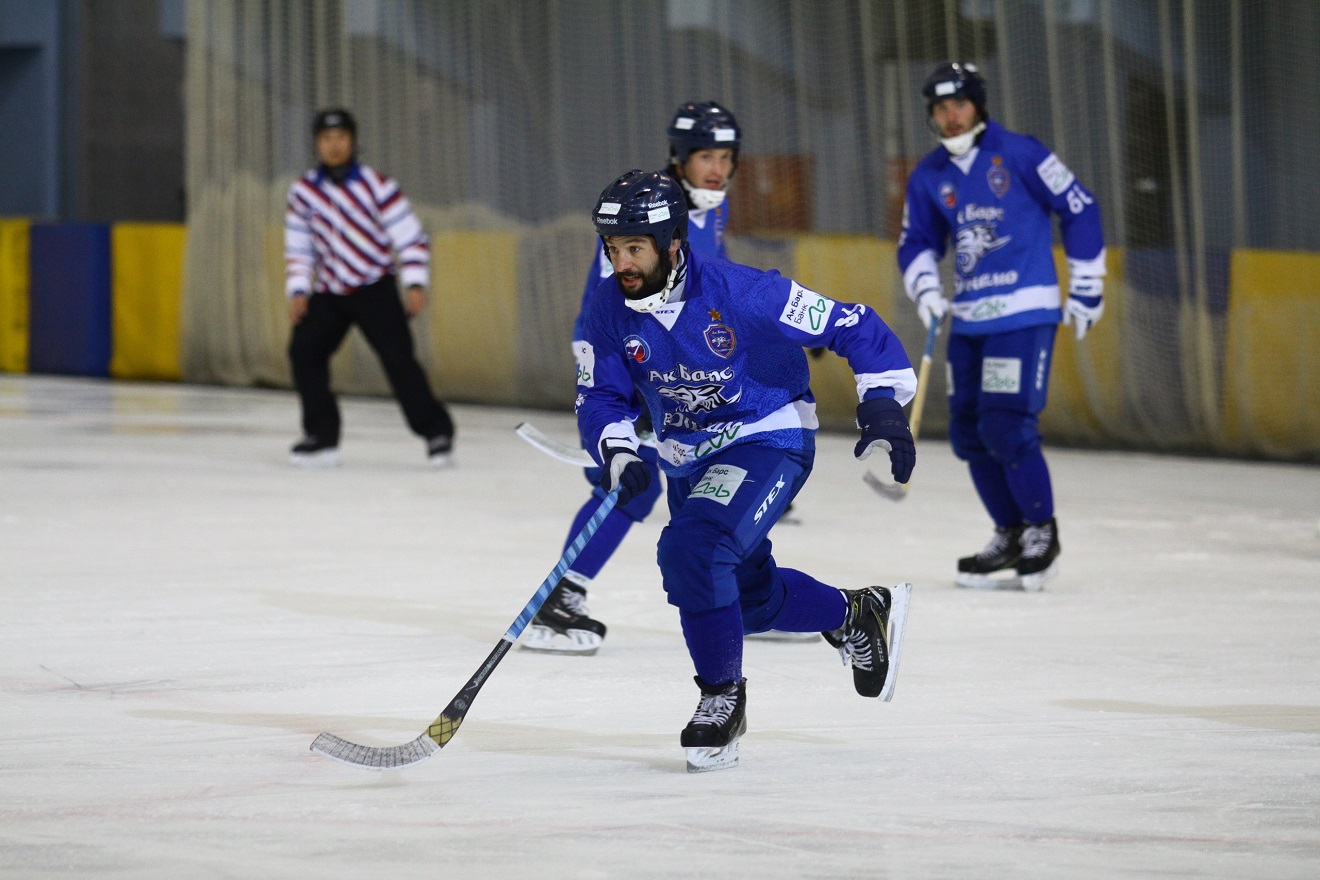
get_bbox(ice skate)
[824,584,911,701]
[680,677,747,773]
[954,525,1024,590]
[290,436,341,469]
[520,578,606,655]
[1016,518,1060,592]
[426,434,453,468]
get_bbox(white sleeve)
[1068,248,1107,278]
[902,249,941,301]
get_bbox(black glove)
[599,440,651,504]
[854,396,915,483]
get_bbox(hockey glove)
[599,440,650,505]
[1063,276,1105,341]
[914,283,950,333]
[854,396,915,484]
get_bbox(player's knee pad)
[977,408,1041,466]
[657,516,741,612]
[736,545,784,634]
[948,410,992,463]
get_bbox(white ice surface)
[2,374,1319,879]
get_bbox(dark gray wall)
[71,0,184,222]
[0,1,63,217]
[0,0,183,222]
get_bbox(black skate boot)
[954,524,1024,590]
[521,578,607,656]
[680,676,747,773]
[425,434,453,469]
[823,584,912,701]
[290,435,341,468]
[1016,518,1060,592]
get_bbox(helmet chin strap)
[625,249,687,313]
[939,120,987,157]
[680,177,727,211]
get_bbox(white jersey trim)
[951,284,1061,324]
[902,250,941,301]
[597,419,641,455]
[656,399,818,470]
[1067,249,1107,278]
[856,368,918,407]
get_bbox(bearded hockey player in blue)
[576,169,917,772]
[898,62,1106,592]
[525,102,749,655]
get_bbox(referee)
[284,108,455,468]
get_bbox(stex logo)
[754,475,787,523]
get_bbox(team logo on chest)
[939,181,958,208]
[987,156,1010,198]
[623,335,651,364]
[703,309,736,358]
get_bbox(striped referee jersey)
[284,162,429,296]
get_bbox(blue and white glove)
[599,440,650,504]
[1063,276,1105,341]
[913,276,950,332]
[854,397,915,484]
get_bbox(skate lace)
[1019,523,1053,559]
[838,628,874,672]
[691,691,737,727]
[978,529,1014,561]
[559,588,589,616]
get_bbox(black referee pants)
[288,274,454,445]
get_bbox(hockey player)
[525,101,748,654]
[898,63,1106,591]
[577,169,916,771]
[284,109,455,468]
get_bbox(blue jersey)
[574,201,728,339]
[897,120,1105,336]
[575,249,916,478]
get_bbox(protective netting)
[182,0,1320,460]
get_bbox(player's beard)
[616,248,673,302]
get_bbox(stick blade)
[310,731,440,770]
[863,470,909,502]
[514,422,595,467]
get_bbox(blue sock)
[968,459,1024,527]
[679,604,744,687]
[770,568,847,632]
[561,500,634,580]
[1004,448,1054,522]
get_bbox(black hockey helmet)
[666,101,741,170]
[312,108,357,138]
[592,169,689,253]
[922,63,988,119]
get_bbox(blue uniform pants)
[946,323,1057,526]
[658,442,847,686]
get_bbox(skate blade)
[1019,560,1059,593]
[746,630,821,643]
[955,572,1023,591]
[519,625,602,656]
[290,450,342,469]
[685,739,740,773]
[879,582,912,703]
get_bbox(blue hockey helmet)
[666,101,741,168]
[922,63,988,118]
[592,169,689,253]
